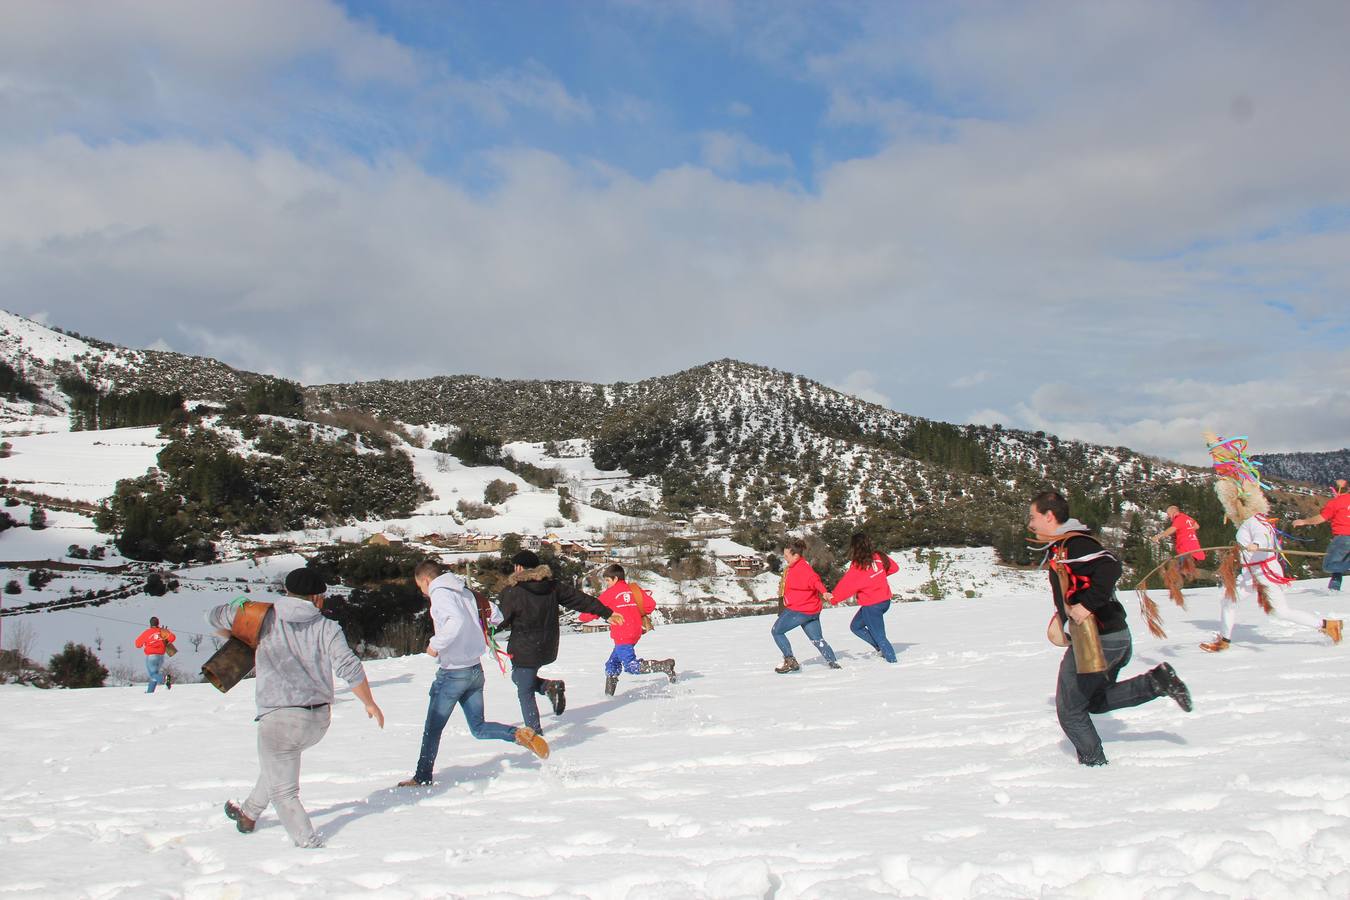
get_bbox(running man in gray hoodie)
[210,567,384,848]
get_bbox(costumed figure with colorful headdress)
[1198,433,1342,652]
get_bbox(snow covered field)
[3,581,1349,898]
[1,426,167,503]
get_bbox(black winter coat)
[496,565,610,669]
[1046,533,1128,635]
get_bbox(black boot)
[604,673,619,696]
[658,658,676,683]
[544,679,566,716]
[774,656,800,674]
[1150,663,1193,712]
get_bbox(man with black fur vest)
[1029,490,1193,767]
[496,550,622,732]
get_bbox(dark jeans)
[1323,535,1350,587]
[1055,628,1158,764]
[510,666,549,733]
[850,601,896,662]
[771,610,837,663]
[414,664,517,783]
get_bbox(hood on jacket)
[272,595,324,623]
[506,565,554,588]
[429,571,470,594]
[1054,518,1092,536]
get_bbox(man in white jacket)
[399,560,549,787]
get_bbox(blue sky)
[1,0,1348,464]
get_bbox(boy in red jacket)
[581,564,676,696]
[831,532,900,663]
[770,538,840,673]
[133,616,175,693]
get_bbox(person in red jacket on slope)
[770,538,840,674]
[581,564,676,696]
[133,616,175,693]
[831,532,901,663]
[1150,506,1208,581]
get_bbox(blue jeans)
[1323,535,1350,588]
[605,644,643,676]
[850,601,896,662]
[510,666,549,733]
[414,664,517,783]
[771,610,837,663]
[145,653,166,693]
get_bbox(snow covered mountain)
[1261,449,1350,488]
[0,309,284,422]
[4,308,1208,552]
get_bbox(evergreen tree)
[48,643,108,689]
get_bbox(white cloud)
[727,101,753,118]
[826,370,892,409]
[1,3,1348,463]
[950,370,989,389]
[698,131,793,174]
[0,0,418,137]
[446,64,595,126]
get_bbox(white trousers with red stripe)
[1219,570,1324,639]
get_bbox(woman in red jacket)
[770,538,840,673]
[831,533,900,663]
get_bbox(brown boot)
[1199,635,1231,653]
[774,656,800,674]
[224,801,255,834]
[515,726,550,759]
[1322,619,1343,644]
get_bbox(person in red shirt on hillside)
[133,616,175,693]
[581,564,676,696]
[770,538,840,674]
[1151,505,1208,580]
[1293,479,1350,592]
[830,532,901,663]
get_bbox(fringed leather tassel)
[1161,561,1187,608]
[1255,582,1273,614]
[1218,547,1239,602]
[1139,593,1167,639]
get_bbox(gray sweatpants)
[242,705,331,847]
[1055,629,1158,765]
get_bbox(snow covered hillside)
[3,581,1349,898]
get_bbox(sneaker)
[604,673,619,696]
[1199,635,1231,653]
[1330,575,1343,592]
[1150,663,1193,712]
[658,659,676,683]
[224,801,256,834]
[164,673,172,690]
[514,726,550,759]
[827,660,843,669]
[1322,619,1343,644]
[774,656,800,674]
[396,778,432,788]
[544,679,566,716]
